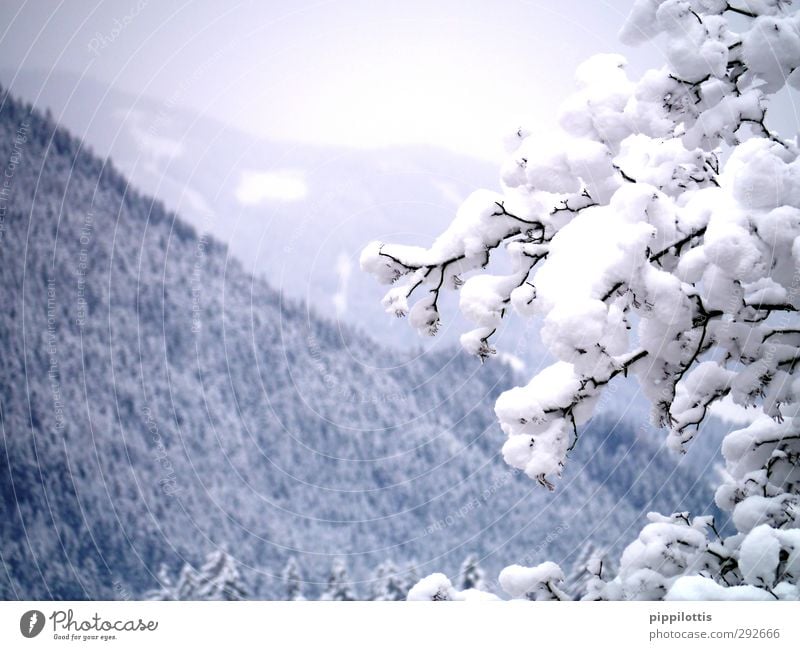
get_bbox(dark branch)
[614,165,638,184]
[726,3,758,18]
[602,227,709,303]
[650,226,708,264]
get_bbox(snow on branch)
[364,0,800,602]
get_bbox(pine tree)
[320,558,356,601]
[195,550,247,601]
[176,562,199,600]
[369,560,406,601]
[144,561,200,600]
[458,554,487,591]
[281,557,304,601]
[565,541,610,600]
[144,564,177,601]
[403,563,419,595]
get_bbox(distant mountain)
[0,86,725,600]
[0,69,511,355]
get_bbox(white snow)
[499,562,568,600]
[359,0,800,602]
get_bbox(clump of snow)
[666,576,775,600]
[499,562,569,600]
[406,574,500,601]
[407,573,459,601]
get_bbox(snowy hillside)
[0,69,510,354]
[0,87,724,599]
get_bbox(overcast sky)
[2,1,798,162]
[0,0,667,161]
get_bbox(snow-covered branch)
[362,0,800,601]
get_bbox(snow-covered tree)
[195,549,247,601]
[458,554,488,591]
[401,563,420,598]
[282,557,305,601]
[407,573,501,601]
[369,560,407,601]
[566,541,611,600]
[144,561,201,600]
[144,564,179,601]
[176,562,200,600]
[500,562,572,601]
[320,559,357,601]
[583,551,615,602]
[362,0,800,600]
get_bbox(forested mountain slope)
[0,88,723,599]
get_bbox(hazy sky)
[0,0,663,161]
